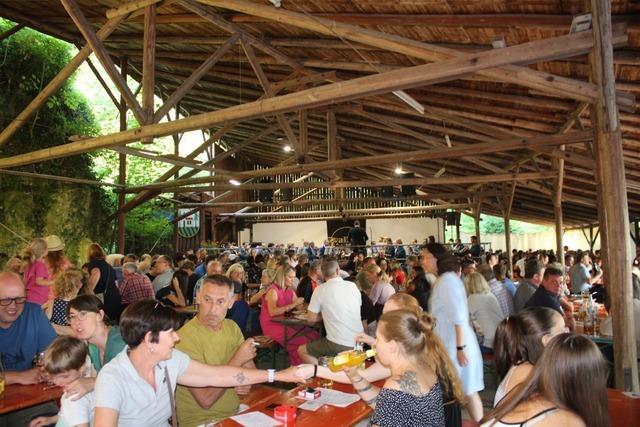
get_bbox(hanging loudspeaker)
[380,186,394,198]
[280,188,293,202]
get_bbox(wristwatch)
[456,345,466,351]
[267,368,275,383]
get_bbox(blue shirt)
[0,302,56,371]
[194,263,206,279]
[502,277,517,297]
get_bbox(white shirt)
[56,391,94,427]
[94,348,191,427]
[308,276,363,347]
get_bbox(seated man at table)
[524,266,564,315]
[118,262,155,307]
[298,259,363,364]
[0,271,58,425]
[514,258,545,312]
[296,259,322,304]
[176,274,257,427]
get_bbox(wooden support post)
[326,111,340,179]
[172,109,180,255]
[504,182,517,276]
[553,154,564,261]
[474,198,482,246]
[117,57,128,254]
[199,194,206,245]
[299,110,308,161]
[0,16,123,147]
[141,3,156,142]
[589,0,638,391]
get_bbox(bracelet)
[456,345,466,351]
[267,369,275,383]
[313,365,318,378]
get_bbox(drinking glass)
[0,355,5,399]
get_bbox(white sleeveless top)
[481,408,559,427]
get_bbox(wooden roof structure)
[0,0,639,392]
[0,0,639,227]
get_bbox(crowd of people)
[1,233,633,427]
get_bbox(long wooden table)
[0,383,63,415]
[271,315,323,349]
[219,382,372,426]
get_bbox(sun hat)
[44,235,65,252]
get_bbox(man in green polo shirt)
[176,274,257,427]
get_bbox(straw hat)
[44,235,65,252]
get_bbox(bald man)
[0,271,57,425]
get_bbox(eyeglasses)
[0,297,26,306]
[68,310,90,321]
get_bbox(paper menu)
[298,387,361,411]
[229,411,282,426]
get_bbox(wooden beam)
[179,191,504,207]
[84,57,121,109]
[240,37,303,158]
[105,0,165,19]
[226,13,638,30]
[126,172,556,193]
[589,0,638,391]
[0,25,601,169]
[153,33,240,122]
[142,3,157,129]
[0,168,123,188]
[214,131,592,183]
[219,203,472,217]
[0,22,25,42]
[201,0,629,106]
[179,0,305,72]
[60,0,146,125]
[115,123,236,216]
[0,16,123,147]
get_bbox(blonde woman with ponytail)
[345,309,465,426]
[308,293,465,426]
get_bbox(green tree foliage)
[0,20,111,264]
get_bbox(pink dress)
[24,259,50,305]
[259,284,318,365]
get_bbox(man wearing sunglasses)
[0,271,57,424]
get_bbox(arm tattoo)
[398,371,421,395]
[234,372,246,384]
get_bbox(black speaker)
[445,211,461,226]
[258,189,273,203]
[400,173,416,197]
[280,188,293,202]
[236,218,246,229]
[380,186,394,198]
